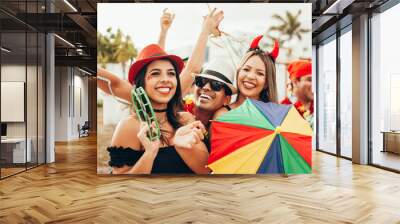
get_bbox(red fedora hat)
[128,44,184,84]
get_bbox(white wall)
[1,65,27,138]
[1,65,36,137]
[55,66,68,141]
[54,67,89,141]
[72,72,89,138]
[1,64,45,163]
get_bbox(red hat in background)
[287,60,312,80]
[128,44,184,84]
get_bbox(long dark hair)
[236,51,278,103]
[134,59,183,144]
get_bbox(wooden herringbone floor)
[1,135,400,224]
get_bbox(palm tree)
[269,10,310,41]
[263,10,310,58]
[97,28,137,78]
[263,10,311,98]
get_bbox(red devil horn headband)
[248,35,279,61]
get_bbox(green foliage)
[265,10,311,57]
[269,10,310,41]
[97,28,137,73]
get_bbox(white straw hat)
[196,59,237,94]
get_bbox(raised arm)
[97,68,132,102]
[158,8,175,50]
[180,8,224,95]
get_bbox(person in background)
[280,59,313,127]
[281,79,295,105]
[158,8,174,50]
[159,10,188,66]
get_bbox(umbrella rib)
[234,134,276,174]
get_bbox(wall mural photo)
[97,3,313,175]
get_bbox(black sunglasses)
[194,76,232,95]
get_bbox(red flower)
[294,101,306,116]
[184,102,195,114]
[183,94,195,114]
[294,100,314,119]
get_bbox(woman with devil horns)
[212,35,280,119]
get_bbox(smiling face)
[141,59,177,108]
[237,55,267,100]
[194,78,231,112]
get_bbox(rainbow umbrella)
[208,99,312,174]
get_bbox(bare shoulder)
[212,107,229,120]
[178,111,196,125]
[110,115,141,149]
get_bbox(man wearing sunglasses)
[186,60,236,129]
[180,59,236,151]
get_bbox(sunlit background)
[97,3,312,125]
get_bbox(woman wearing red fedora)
[106,43,210,174]
[213,35,280,119]
[97,8,225,155]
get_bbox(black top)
[107,146,194,174]
[224,105,232,111]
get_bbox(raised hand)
[160,8,175,32]
[173,121,206,149]
[202,8,224,37]
[137,122,160,155]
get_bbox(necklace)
[154,108,168,113]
